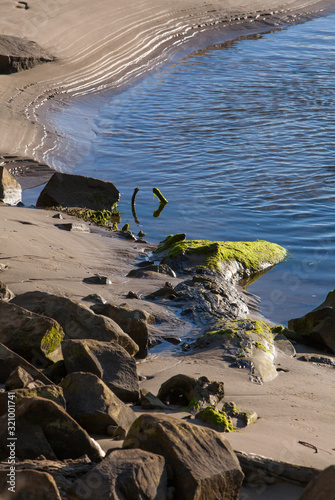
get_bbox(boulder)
[60,372,136,435]
[92,303,154,359]
[42,360,67,384]
[141,389,168,411]
[0,469,62,499]
[0,280,14,301]
[11,291,138,356]
[300,464,335,500]
[0,397,104,462]
[36,172,120,211]
[288,291,335,353]
[5,366,35,390]
[0,302,64,365]
[0,35,54,74]
[123,413,244,500]
[0,385,65,416]
[66,449,167,500]
[157,374,224,410]
[62,340,139,403]
[127,264,176,278]
[0,167,21,205]
[0,343,52,385]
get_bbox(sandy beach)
[0,0,334,498]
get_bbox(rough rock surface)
[0,302,64,365]
[0,385,66,416]
[123,413,244,500]
[0,35,54,74]
[92,302,154,359]
[300,464,335,500]
[0,468,62,499]
[36,172,120,210]
[11,291,138,355]
[5,365,35,390]
[0,343,52,385]
[66,449,167,500]
[157,374,224,409]
[0,397,104,462]
[141,389,168,410]
[60,372,136,435]
[62,339,140,403]
[288,290,335,353]
[0,166,22,205]
[0,280,14,301]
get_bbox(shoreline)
[1,0,335,186]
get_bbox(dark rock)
[128,264,176,278]
[83,275,112,285]
[288,291,335,353]
[81,294,106,304]
[140,389,168,410]
[126,291,142,299]
[0,397,104,461]
[106,424,126,439]
[0,302,64,365]
[62,340,140,403]
[0,469,62,499]
[300,464,335,500]
[145,282,179,300]
[66,449,167,500]
[0,343,52,385]
[36,172,119,210]
[91,303,154,359]
[298,354,335,366]
[60,372,136,435]
[0,280,14,301]
[42,360,67,384]
[123,413,244,500]
[157,374,224,409]
[0,35,54,74]
[5,366,35,390]
[0,385,66,416]
[52,213,63,219]
[11,291,138,356]
[163,336,181,345]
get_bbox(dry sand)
[0,0,335,497]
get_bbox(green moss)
[254,341,272,353]
[184,397,200,411]
[51,206,120,228]
[153,187,168,204]
[155,236,287,273]
[197,406,234,432]
[122,223,129,231]
[41,326,64,355]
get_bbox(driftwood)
[235,450,321,486]
[0,456,94,494]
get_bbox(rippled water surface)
[49,13,335,324]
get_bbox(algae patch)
[196,406,234,432]
[155,234,287,275]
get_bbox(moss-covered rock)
[155,235,287,280]
[196,406,234,432]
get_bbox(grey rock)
[57,222,90,233]
[83,275,111,285]
[140,389,168,410]
[298,354,335,366]
[60,372,136,435]
[300,464,335,500]
[128,264,176,278]
[36,172,119,211]
[0,166,21,205]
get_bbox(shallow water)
[35,12,335,325]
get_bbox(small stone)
[57,222,90,232]
[0,280,14,301]
[163,336,181,345]
[107,425,126,439]
[82,293,107,304]
[83,275,112,285]
[5,365,35,390]
[0,166,21,205]
[126,291,142,299]
[140,389,168,410]
[52,213,63,219]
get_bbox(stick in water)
[153,187,168,204]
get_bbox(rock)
[82,294,106,304]
[60,372,136,435]
[62,340,140,403]
[196,407,234,432]
[91,303,154,359]
[288,291,335,353]
[0,397,104,461]
[57,222,90,233]
[127,264,176,278]
[298,354,335,366]
[106,425,127,439]
[140,389,168,411]
[222,401,258,426]
[83,275,112,285]
[5,366,35,390]
[0,343,53,385]
[274,332,296,357]
[0,35,54,74]
[0,302,64,365]
[0,385,66,416]
[0,469,62,499]
[36,172,120,211]
[66,449,167,500]
[0,280,14,301]
[300,464,335,499]
[0,166,21,205]
[123,413,244,500]
[157,374,224,410]
[11,291,138,356]
[42,360,67,384]
[126,291,141,299]
[163,336,181,345]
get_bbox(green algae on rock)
[155,234,287,279]
[196,406,234,432]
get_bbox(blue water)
[42,13,335,325]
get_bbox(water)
[38,12,335,325]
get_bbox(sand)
[0,0,335,497]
